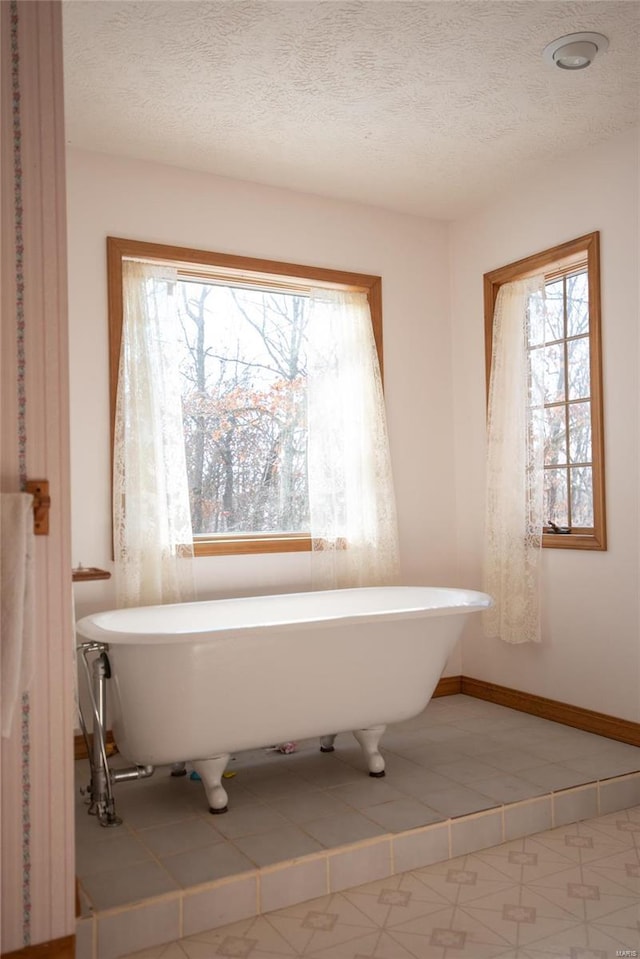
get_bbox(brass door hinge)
[25,479,50,535]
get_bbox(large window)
[107,237,383,556]
[484,232,606,550]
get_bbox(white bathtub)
[76,586,491,813]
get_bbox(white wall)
[69,133,639,722]
[67,149,464,672]
[450,128,640,721]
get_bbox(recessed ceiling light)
[543,32,609,70]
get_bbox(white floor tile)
[77,695,640,958]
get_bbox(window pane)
[542,342,565,403]
[544,279,564,342]
[568,402,592,464]
[566,271,589,337]
[570,466,594,527]
[484,233,604,550]
[567,336,590,400]
[175,281,310,536]
[544,468,569,527]
[544,406,567,465]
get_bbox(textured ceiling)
[62,1,640,220]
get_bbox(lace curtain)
[113,261,195,607]
[306,289,400,588]
[483,276,546,644]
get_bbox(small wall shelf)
[72,567,111,583]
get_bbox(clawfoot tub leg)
[320,734,337,752]
[353,725,386,777]
[192,754,231,814]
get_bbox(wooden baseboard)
[1,935,75,959]
[460,676,640,747]
[433,675,462,697]
[74,730,117,761]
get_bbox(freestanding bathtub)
[76,586,491,814]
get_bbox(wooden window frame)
[483,231,606,551]
[107,236,383,557]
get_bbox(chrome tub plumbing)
[77,641,154,827]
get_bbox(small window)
[107,238,383,556]
[484,232,606,550]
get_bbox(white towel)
[1,492,35,738]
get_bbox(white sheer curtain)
[113,261,195,607]
[483,276,546,644]
[306,288,400,588]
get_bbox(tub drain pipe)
[78,641,155,827]
[111,765,154,784]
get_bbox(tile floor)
[119,802,640,958]
[75,695,640,957]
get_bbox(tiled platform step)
[76,770,640,959]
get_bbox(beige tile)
[375,751,441,776]
[504,796,552,841]
[75,809,138,846]
[214,780,262,809]
[421,724,477,742]
[553,783,598,827]
[96,897,181,959]
[417,784,498,818]
[566,749,640,780]
[260,855,328,913]
[137,817,224,857]
[161,841,255,886]
[239,771,317,800]
[292,756,362,787]
[75,917,95,959]
[392,822,449,873]
[183,914,303,956]
[386,769,459,797]
[449,715,515,733]
[593,803,640,836]
[212,803,290,839]
[598,772,640,815]
[473,773,547,803]
[81,861,180,911]
[182,874,258,936]
[397,743,467,766]
[360,798,442,832]
[114,793,204,830]
[233,824,323,867]
[430,757,505,784]
[459,900,584,953]
[518,762,594,792]
[76,696,637,931]
[526,733,610,763]
[77,834,153,878]
[267,789,352,823]
[477,747,552,773]
[450,809,503,857]
[303,809,386,848]
[77,882,94,919]
[120,945,182,959]
[444,734,513,757]
[328,838,392,892]
[328,777,406,808]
